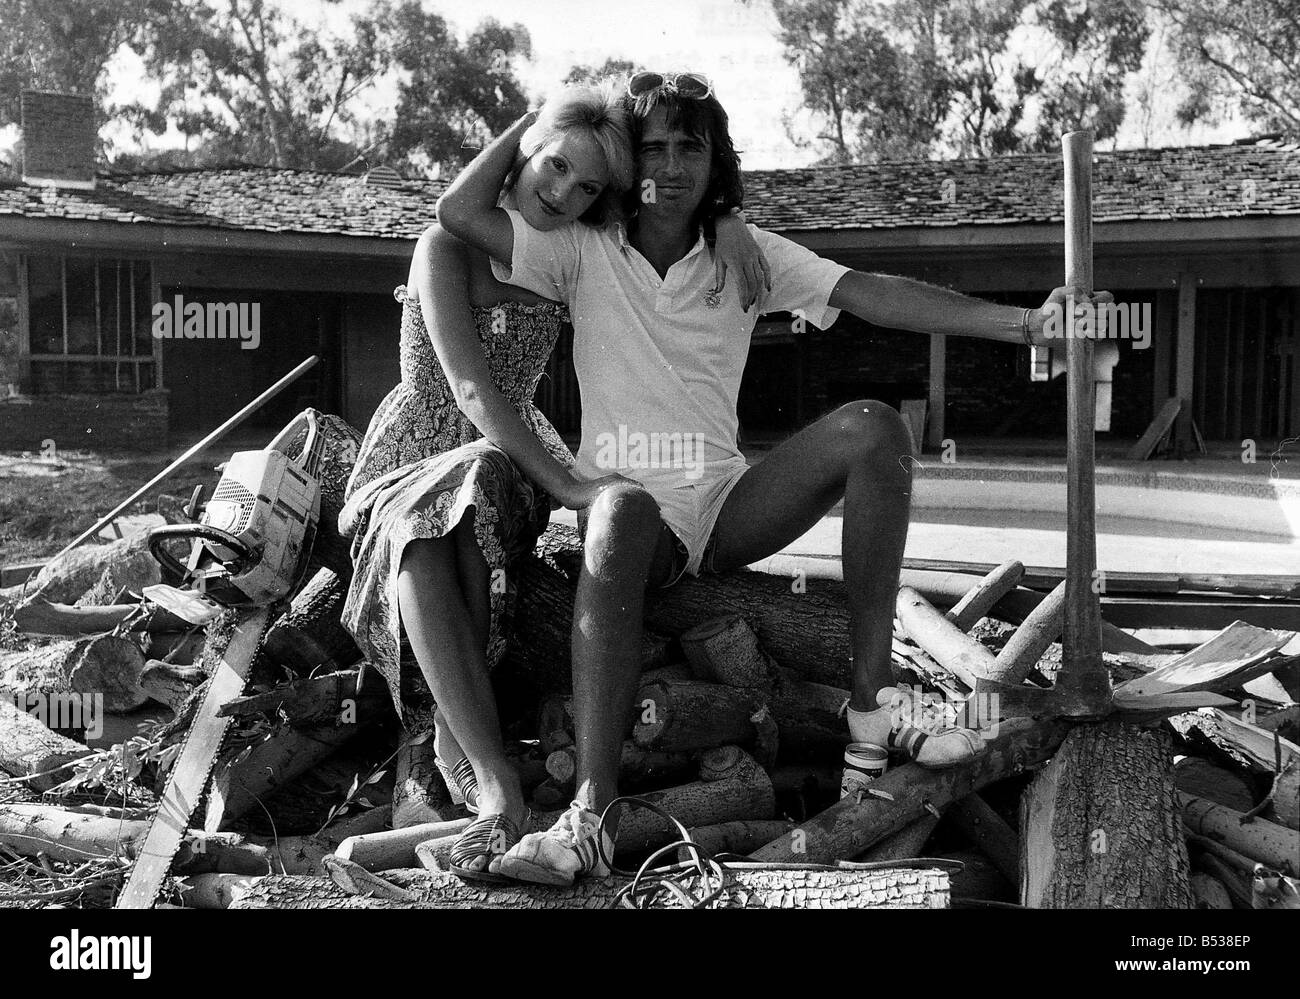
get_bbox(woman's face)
[514,130,610,230]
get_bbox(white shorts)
[654,456,750,586]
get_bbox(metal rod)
[50,355,320,562]
[1056,129,1109,712]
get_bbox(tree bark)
[0,699,93,792]
[259,568,362,676]
[675,819,797,863]
[1179,793,1299,876]
[947,561,1024,632]
[632,679,762,753]
[227,863,951,909]
[139,659,206,714]
[218,667,386,726]
[0,634,148,713]
[1020,720,1194,908]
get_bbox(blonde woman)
[338,81,768,882]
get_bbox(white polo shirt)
[492,210,850,492]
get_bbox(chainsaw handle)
[148,524,254,580]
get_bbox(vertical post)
[927,333,946,450]
[1056,130,1109,714]
[1174,272,1197,452]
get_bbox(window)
[22,254,155,393]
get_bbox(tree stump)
[1020,720,1193,908]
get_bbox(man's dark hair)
[621,86,744,234]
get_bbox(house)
[2,90,1297,454]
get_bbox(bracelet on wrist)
[1020,308,1034,348]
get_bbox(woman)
[338,80,768,882]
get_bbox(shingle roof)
[1,141,1297,241]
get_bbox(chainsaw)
[117,411,325,909]
[144,410,324,621]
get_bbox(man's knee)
[830,399,913,467]
[584,482,663,550]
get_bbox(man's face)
[636,106,712,226]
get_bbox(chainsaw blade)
[115,606,271,909]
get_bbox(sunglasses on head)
[627,71,713,101]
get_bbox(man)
[438,72,1108,885]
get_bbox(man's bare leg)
[569,484,674,821]
[709,400,913,712]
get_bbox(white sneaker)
[496,801,612,886]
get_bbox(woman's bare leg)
[397,516,525,824]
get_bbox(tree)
[382,1,531,177]
[564,58,637,87]
[1155,0,1300,137]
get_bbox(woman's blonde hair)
[509,80,634,227]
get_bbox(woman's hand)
[1029,286,1115,347]
[713,211,772,312]
[552,471,638,511]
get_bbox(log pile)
[5,409,1298,912]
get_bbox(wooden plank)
[1151,288,1174,423]
[1231,290,1246,441]
[1127,397,1181,460]
[1100,597,1300,631]
[1112,621,1293,705]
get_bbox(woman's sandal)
[448,811,530,884]
[435,755,480,815]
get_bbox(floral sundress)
[338,286,573,731]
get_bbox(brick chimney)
[20,90,97,190]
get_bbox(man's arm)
[828,271,1110,347]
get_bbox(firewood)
[0,634,148,712]
[205,720,366,832]
[948,793,1020,884]
[1113,622,1294,706]
[632,679,762,753]
[259,568,362,675]
[278,411,364,583]
[946,561,1024,632]
[769,670,850,757]
[859,815,940,862]
[749,718,1070,865]
[12,598,190,636]
[0,700,93,791]
[145,629,206,665]
[176,873,261,909]
[6,532,154,608]
[993,581,1065,683]
[1193,852,1253,909]
[227,863,952,909]
[1021,721,1193,908]
[1179,793,1299,876]
[545,741,693,789]
[895,587,1005,688]
[681,614,775,690]
[217,668,386,726]
[1172,757,1256,813]
[392,738,456,828]
[334,817,472,871]
[675,819,796,863]
[139,659,206,714]
[1189,871,1234,909]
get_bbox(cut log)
[545,741,693,789]
[218,668,386,726]
[259,568,362,676]
[334,817,472,872]
[750,718,1070,865]
[1179,793,1299,876]
[675,819,796,863]
[1189,871,1234,909]
[6,532,154,608]
[1021,721,1193,908]
[176,873,262,909]
[895,587,1002,688]
[633,679,761,753]
[769,670,850,756]
[948,793,1020,884]
[859,815,940,862]
[993,581,1066,684]
[1193,853,1252,909]
[139,659,206,714]
[205,721,364,832]
[392,737,456,828]
[1172,757,1257,814]
[947,561,1024,632]
[0,634,148,713]
[681,614,775,690]
[0,699,93,791]
[228,862,951,909]
[12,598,190,636]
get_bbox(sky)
[3,0,1248,172]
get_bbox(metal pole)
[50,355,320,562]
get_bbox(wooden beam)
[1175,271,1198,452]
[927,333,946,449]
[1151,288,1175,426]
